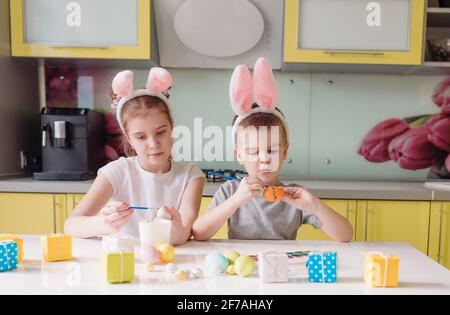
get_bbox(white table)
[1,236,449,295]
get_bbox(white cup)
[139,219,172,247]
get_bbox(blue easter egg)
[204,252,229,273]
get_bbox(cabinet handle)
[53,195,57,234]
[346,200,349,220]
[353,201,358,242]
[438,202,444,264]
[346,201,357,242]
[324,51,385,56]
[47,44,110,49]
[365,201,369,242]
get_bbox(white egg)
[157,208,173,220]
[165,263,178,273]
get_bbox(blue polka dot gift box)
[306,251,337,283]
[0,240,18,272]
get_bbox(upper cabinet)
[421,0,450,74]
[284,0,426,66]
[10,0,151,60]
[154,0,284,69]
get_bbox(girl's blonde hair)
[119,95,174,156]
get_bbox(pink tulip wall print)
[359,76,450,179]
[45,67,78,108]
[446,154,450,174]
[432,77,450,114]
[358,119,410,163]
[103,111,125,165]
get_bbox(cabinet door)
[429,202,450,269]
[0,193,64,234]
[54,194,68,233]
[66,194,86,217]
[198,197,228,240]
[359,201,430,255]
[10,0,151,59]
[284,0,425,65]
[297,200,357,241]
[63,194,86,233]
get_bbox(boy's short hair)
[232,104,289,146]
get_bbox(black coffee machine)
[33,107,105,181]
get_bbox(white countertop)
[1,236,449,295]
[1,177,450,201]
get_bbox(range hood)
[154,0,283,69]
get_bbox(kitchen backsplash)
[59,67,447,181]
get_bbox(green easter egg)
[223,249,240,264]
[234,256,255,277]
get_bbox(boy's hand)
[282,187,320,214]
[232,177,265,206]
[100,201,133,234]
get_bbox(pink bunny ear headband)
[112,67,174,132]
[230,57,289,148]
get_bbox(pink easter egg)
[140,246,161,264]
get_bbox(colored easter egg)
[174,270,188,281]
[158,243,176,263]
[204,252,229,274]
[223,249,240,264]
[226,265,236,275]
[263,186,285,202]
[234,256,255,277]
[140,245,160,264]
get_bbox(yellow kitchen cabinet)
[0,193,66,235]
[198,197,228,240]
[358,200,430,255]
[297,200,357,241]
[10,0,151,59]
[429,202,450,269]
[284,0,426,65]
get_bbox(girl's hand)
[159,206,185,244]
[157,206,180,222]
[282,187,320,214]
[100,201,133,234]
[232,177,265,206]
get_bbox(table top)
[1,236,449,295]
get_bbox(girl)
[65,68,205,245]
[192,58,353,242]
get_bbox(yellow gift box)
[364,252,399,288]
[41,234,72,262]
[0,235,23,264]
[102,252,135,284]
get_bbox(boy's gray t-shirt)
[208,180,323,240]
